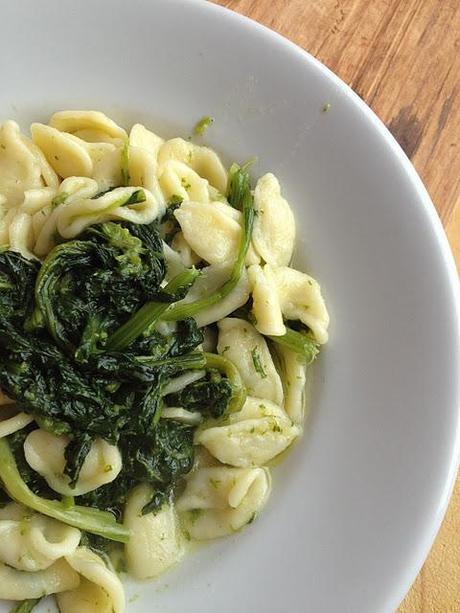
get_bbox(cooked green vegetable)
[267,328,319,364]
[0,215,243,526]
[251,347,267,378]
[10,599,41,613]
[193,115,214,136]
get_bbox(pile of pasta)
[0,111,329,612]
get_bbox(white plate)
[1,1,459,611]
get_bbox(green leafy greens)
[0,162,260,544]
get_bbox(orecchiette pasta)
[217,318,284,405]
[275,345,307,425]
[174,263,250,327]
[0,121,57,206]
[57,547,125,613]
[124,484,185,579]
[128,123,165,203]
[0,558,80,601]
[176,466,271,539]
[161,407,203,426]
[24,430,122,496]
[49,110,128,141]
[159,160,210,203]
[247,263,285,336]
[34,183,162,256]
[0,503,81,571]
[195,396,300,467]
[268,265,330,344]
[158,137,228,193]
[252,173,295,266]
[174,201,259,266]
[171,230,202,267]
[0,410,34,438]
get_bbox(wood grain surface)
[210,1,460,611]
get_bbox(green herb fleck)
[251,347,267,378]
[51,192,69,209]
[322,103,331,113]
[193,115,214,136]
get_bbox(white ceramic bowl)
[1,1,459,611]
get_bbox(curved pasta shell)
[171,231,202,267]
[0,504,81,571]
[174,201,259,266]
[252,173,295,266]
[49,110,128,140]
[159,160,210,203]
[247,264,285,336]
[0,121,47,206]
[58,547,125,613]
[31,123,94,178]
[0,558,80,600]
[217,318,284,405]
[174,263,250,327]
[176,466,271,540]
[275,345,307,425]
[158,137,227,192]
[128,123,164,195]
[195,396,300,467]
[268,265,329,344]
[124,485,185,580]
[24,430,122,496]
[0,411,34,438]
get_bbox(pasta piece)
[0,121,55,206]
[24,430,122,496]
[275,345,307,425]
[217,318,284,405]
[0,558,79,600]
[20,187,56,214]
[161,407,203,426]
[247,264,285,336]
[195,396,300,467]
[34,184,162,257]
[124,485,185,579]
[174,263,250,327]
[31,123,122,190]
[0,503,81,571]
[49,110,128,140]
[128,123,164,197]
[158,137,228,192]
[174,201,259,266]
[176,466,271,539]
[159,160,210,203]
[162,240,187,279]
[252,173,295,266]
[58,547,125,613]
[171,231,202,267]
[161,370,206,396]
[269,265,329,344]
[0,411,34,438]
[30,123,94,178]
[8,210,35,259]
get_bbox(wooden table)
[211,1,460,610]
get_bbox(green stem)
[268,328,319,364]
[204,352,246,413]
[137,351,206,370]
[0,438,130,543]
[10,599,41,613]
[106,268,199,351]
[163,176,254,322]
